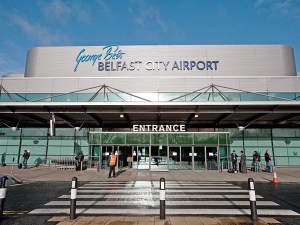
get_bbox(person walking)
[231,150,238,172]
[240,151,247,173]
[252,151,260,172]
[75,151,84,171]
[108,151,117,178]
[264,150,272,172]
[22,150,30,169]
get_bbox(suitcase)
[18,163,22,169]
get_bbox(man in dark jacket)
[75,151,84,171]
[231,150,238,172]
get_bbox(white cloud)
[10,13,71,45]
[255,0,300,19]
[42,0,72,24]
[0,53,24,76]
[41,0,90,24]
[129,0,168,32]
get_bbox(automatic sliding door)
[206,146,218,170]
[132,146,150,170]
[169,147,180,170]
[151,145,168,171]
[194,147,205,170]
[181,147,192,170]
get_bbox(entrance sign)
[133,124,185,132]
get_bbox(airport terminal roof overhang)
[1,101,300,129]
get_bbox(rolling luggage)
[18,163,22,169]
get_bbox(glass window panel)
[230,139,243,147]
[21,145,46,155]
[1,145,19,155]
[22,137,47,146]
[7,137,20,145]
[272,128,298,137]
[60,146,75,155]
[218,133,229,145]
[267,93,296,101]
[89,133,101,145]
[48,138,62,146]
[257,139,272,146]
[274,147,288,156]
[75,128,89,137]
[52,93,77,102]
[131,93,158,102]
[168,134,193,145]
[106,93,131,102]
[221,92,241,101]
[101,133,126,145]
[75,138,89,147]
[25,93,52,102]
[244,139,258,146]
[186,93,212,102]
[288,157,300,166]
[151,134,168,145]
[194,133,218,145]
[273,139,288,147]
[0,138,7,145]
[55,128,75,136]
[78,93,94,102]
[275,157,289,166]
[126,133,150,145]
[285,138,300,147]
[22,128,48,137]
[244,129,271,138]
[47,146,62,156]
[288,148,300,157]
[241,93,268,101]
[0,128,21,137]
[159,93,185,102]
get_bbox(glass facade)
[1,92,300,102]
[1,127,300,168]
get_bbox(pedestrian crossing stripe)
[79,186,241,189]
[28,181,299,216]
[29,208,299,216]
[4,211,28,215]
[76,189,249,193]
[58,194,264,199]
[46,200,278,206]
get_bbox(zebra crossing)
[29,181,299,216]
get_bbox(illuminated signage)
[133,124,186,132]
[74,45,219,73]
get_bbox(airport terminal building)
[0,44,300,171]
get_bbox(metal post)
[70,177,77,220]
[0,176,8,222]
[160,177,165,220]
[248,178,258,221]
[220,162,223,173]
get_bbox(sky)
[0,0,300,76]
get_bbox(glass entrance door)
[151,145,168,171]
[132,146,150,169]
[206,146,219,170]
[169,147,180,170]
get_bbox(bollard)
[70,177,78,220]
[0,176,8,222]
[248,178,258,221]
[160,177,165,220]
[221,162,224,173]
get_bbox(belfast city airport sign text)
[74,45,219,72]
[133,125,186,132]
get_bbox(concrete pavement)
[0,165,300,183]
[1,165,300,225]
